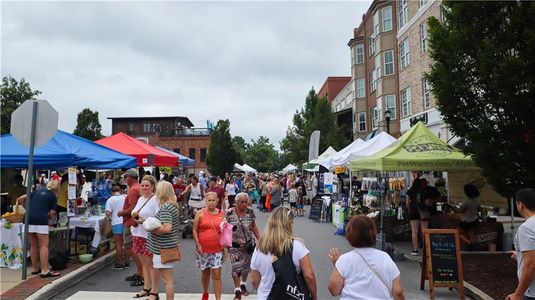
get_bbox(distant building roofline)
[108,116,194,128]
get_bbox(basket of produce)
[3,199,25,223]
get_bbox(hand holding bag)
[219,221,233,248]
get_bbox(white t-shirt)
[250,240,309,300]
[130,195,160,238]
[288,189,298,203]
[335,247,400,300]
[225,183,237,196]
[105,194,126,226]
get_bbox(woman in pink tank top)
[193,192,225,300]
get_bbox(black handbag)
[267,242,311,300]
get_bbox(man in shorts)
[105,185,126,270]
[118,169,143,286]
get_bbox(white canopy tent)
[282,164,298,173]
[319,139,364,169]
[345,131,397,163]
[241,163,257,173]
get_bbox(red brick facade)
[317,77,351,102]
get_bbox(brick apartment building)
[317,77,351,102]
[346,0,456,144]
[108,116,211,172]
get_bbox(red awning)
[95,133,179,167]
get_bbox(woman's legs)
[160,269,175,300]
[232,274,241,289]
[201,269,211,293]
[114,234,124,265]
[29,233,39,272]
[410,220,420,252]
[37,233,50,273]
[139,254,153,292]
[150,266,160,299]
[212,268,222,300]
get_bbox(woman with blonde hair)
[146,181,180,300]
[132,175,160,298]
[251,206,317,300]
[193,191,225,300]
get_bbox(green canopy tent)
[349,122,479,172]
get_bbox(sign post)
[420,229,465,299]
[10,99,58,280]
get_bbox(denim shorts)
[112,224,124,235]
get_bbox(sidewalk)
[1,252,115,300]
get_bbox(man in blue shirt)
[199,172,207,190]
[235,174,243,192]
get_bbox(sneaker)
[410,250,419,256]
[240,284,250,296]
[201,292,209,300]
[233,290,242,300]
[111,263,125,270]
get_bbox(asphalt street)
[53,204,467,299]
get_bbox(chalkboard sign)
[308,197,323,221]
[420,229,465,300]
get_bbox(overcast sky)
[2,1,371,147]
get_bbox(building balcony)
[158,128,212,137]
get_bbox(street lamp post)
[384,109,392,134]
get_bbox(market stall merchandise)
[95,132,178,167]
[0,220,24,270]
[0,131,137,169]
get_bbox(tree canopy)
[1,76,41,135]
[427,1,535,197]
[73,108,104,141]
[206,119,239,176]
[280,88,349,164]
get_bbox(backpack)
[267,242,311,300]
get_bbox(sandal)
[133,288,150,298]
[146,292,159,300]
[40,271,60,278]
[31,269,41,275]
[126,274,141,281]
[130,278,144,287]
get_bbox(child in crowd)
[105,185,126,270]
[288,183,298,215]
[297,186,305,216]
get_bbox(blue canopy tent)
[0,130,137,169]
[155,146,195,166]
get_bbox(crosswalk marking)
[68,291,257,300]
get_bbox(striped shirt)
[147,202,179,255]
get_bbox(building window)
[358,112,366,132]
[370,71,377,93]
[200,148,207,162]
[398,0,408,29]
[386,95,397,120]
[384,50,394,76]
[173,148,180,154]
[382,6,392,32]
[188,148,195,160]
[371,106,379,128]
[401,87,412,117]
[419,0,429,7]
[129,123,134,132]
[369,35,376,56]
[356,44,364,64]
[143,123,150,133]
[373,12,379,35]
[375,55,381,79]
[399,38,410,69]
[420,22,428,53]
[423,79,431,109]
[356,78,365,98]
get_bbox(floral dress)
[226,207,256,277]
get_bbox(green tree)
[426,1,535,197]
[0,76,41,134]
[281,88,349,164]
[73,108,104,141]
[232,136,248,165]
[244,136,281,172]
[206,119,239,176]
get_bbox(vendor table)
[69,215,108,249]
[0,220,24,270]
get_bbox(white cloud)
[1,1,371,145]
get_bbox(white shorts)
[189,200,205,209]
[28,225,49,234]
[152,254,174,269]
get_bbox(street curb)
[402,253,495,300]
[26,252,115,300]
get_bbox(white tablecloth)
[69,216,107,248]
[0,220,24,269]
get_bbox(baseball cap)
[125,169,139,179]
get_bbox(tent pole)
[349,170,352,216]
[511,196,515,247]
